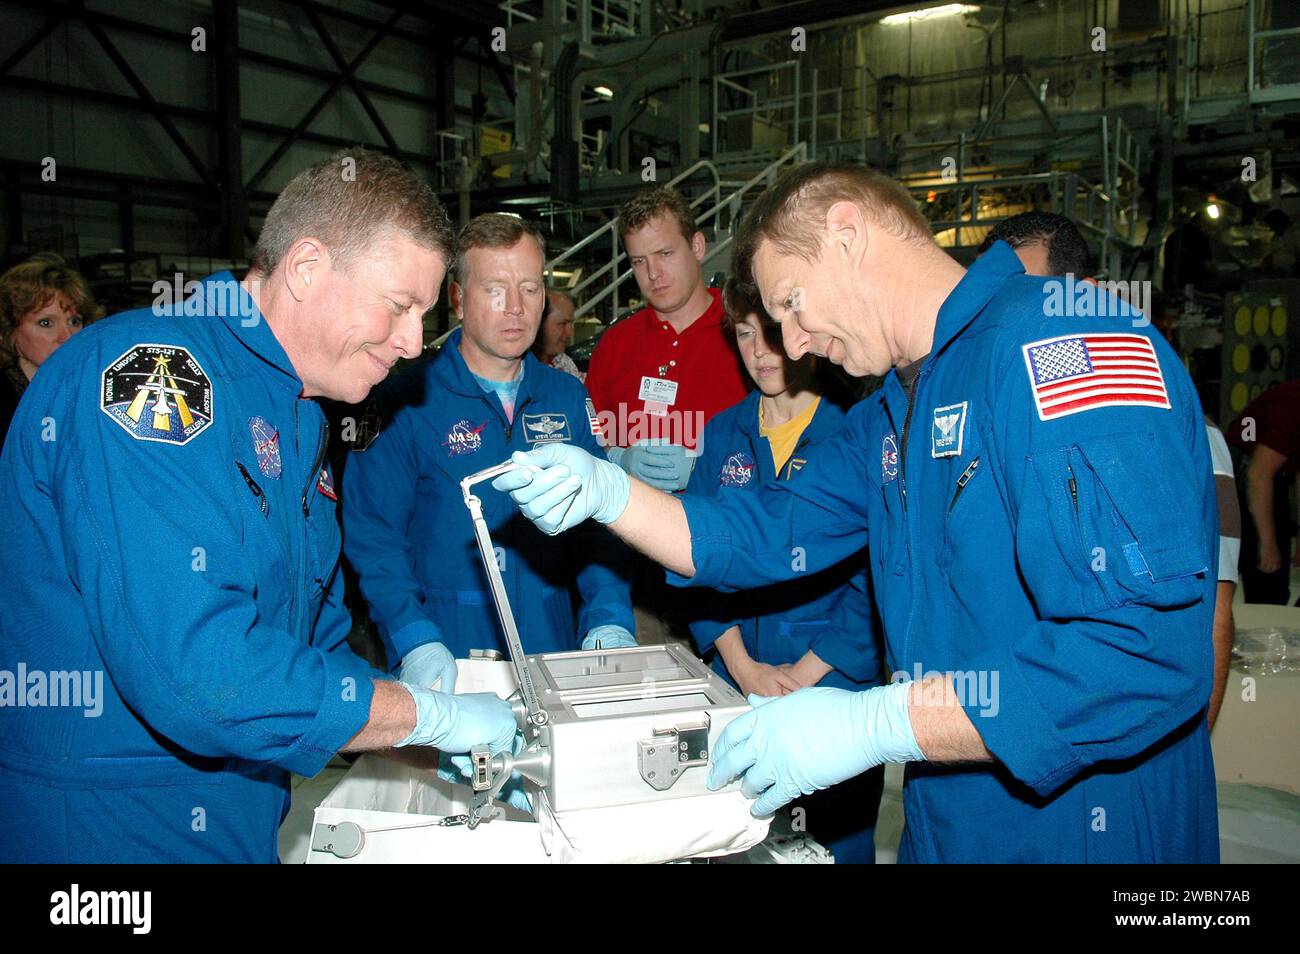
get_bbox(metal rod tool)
[459,459,550,730]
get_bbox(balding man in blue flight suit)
[0,151,519,863]
[492,162,1219,863]
[344,214,635,671]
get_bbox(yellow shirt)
[759,396,820,476]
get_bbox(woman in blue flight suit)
[684,278,885,863]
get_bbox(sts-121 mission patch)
[100,344,215,446]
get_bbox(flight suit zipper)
[302,419,329,517]
[503,396,530,442]
[899,369,925,505]
[293,409,328,637]
[236,461,269,517]
[948,457,981,513]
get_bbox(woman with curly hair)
[0,253,101,447]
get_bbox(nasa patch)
[718,451,756,488]
[443,419,487,457]
[931,401,968,458]
[522,412,571,445]
[881,433,899,484]
[248,416,282,479]
[100,344,214,446]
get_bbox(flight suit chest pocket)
[1028,432,1210,615]
[232,458,290,609]
[304,466,341,605]
[1065,435,1209,608]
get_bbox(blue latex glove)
[397,641,458,693]
[607,442,693,492]
[492,446,630,536]
[581,625,637,651]
[707,683,925,816]
[395,682,518,756]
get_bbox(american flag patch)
[1022,333,1170,421]
[585,397,602,436]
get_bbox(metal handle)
[459,460,549,729]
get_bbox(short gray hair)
[251,147,455,274]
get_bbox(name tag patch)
[522,412,571,445]
[316,467,337,501]
[931,401,968,458]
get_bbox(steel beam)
[214,0,246,259]
[302,4,402,155]
[78,9,215,187]
[244,7,404,190]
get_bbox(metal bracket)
[311,821,365,859]
[637,715,711,791]
[466,744,508,829]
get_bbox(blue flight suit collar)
[730,389,846,445]
[207,271,305,396]
[434,326,543,410]
[877,241,1025,421]
[929,240,1024,363]
[725,388,848,483]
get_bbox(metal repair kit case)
[459,460,750,823]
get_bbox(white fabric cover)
[307,658,768,863]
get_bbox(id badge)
[639,376,678,417]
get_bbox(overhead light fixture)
[881,4,980,25]
[1205,203,1220,220]
[594,85,613,99]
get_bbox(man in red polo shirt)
[586,186,748,491]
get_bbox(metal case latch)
[637,715,711,791]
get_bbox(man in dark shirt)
[1228,380,1300,605]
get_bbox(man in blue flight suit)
[343,214,635,684]
[493,162,1219,863]
[684,276,884,862]
[0,151,519,863]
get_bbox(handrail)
[567,142,809,320]
[546,159,721,272]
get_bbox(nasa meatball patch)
[881,433,899,484]
[522,412,571,446]
[718,452,756,487]
[443,419,487,457]
[248,416,282,479]
[101,344,214,446]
